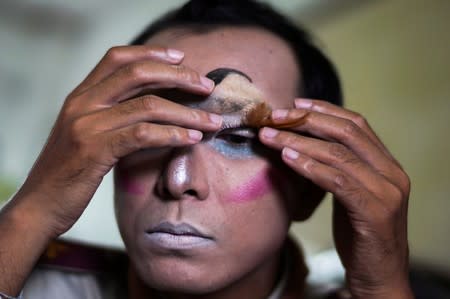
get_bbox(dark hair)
[130,0,343,106]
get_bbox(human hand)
[14,45,222,238]
[259,99,413,299]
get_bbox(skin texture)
[259,102,413,298]
[0,26,413,299]
[114,28,303,298]
[225,168,277,203]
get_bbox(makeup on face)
[197,70,267,159]
[136,68,303,161]
[204,127,258,159]
[225,168,274,202]
[144,222,215,251]
[198,69,307,159]
[116,172,146,196]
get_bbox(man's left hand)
[259,98,414,299]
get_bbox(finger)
[268,108,405,189]
[260,127,400,200]
[280,147,377,215]
[103,123,204,159]
[81,95,222,132]
[294,98,395,161]
[72,46,185,96]
[74,61,214,108]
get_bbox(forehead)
[147,26,300,109]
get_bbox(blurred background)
[0,0,449,273]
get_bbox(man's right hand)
[0,46,222,296]
[14,45,222,238]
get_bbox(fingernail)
[283,147,299,160]
[200,76,215,90]
[188,129,203,141]
[262,127,279,138]
[209,113,222,125]
[295,98,313,109]
[272,109,289,120]
[167,48,184,60]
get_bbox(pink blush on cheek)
[116,174,146,196]
[226,168,276,203]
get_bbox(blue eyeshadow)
[202,124,260,159]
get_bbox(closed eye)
[216,128,257,145]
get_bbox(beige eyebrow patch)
[213,74,264,103]
[201,73,309,128]
[201,74,266,114]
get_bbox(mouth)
[144,222,214,250]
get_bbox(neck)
[128,250,283,299]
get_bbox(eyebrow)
[206,68,252,85]
[202,69,260,115]
[210,97,253,114]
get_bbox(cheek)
[115,171,146,196]
[225,167,285,203]
[114,149,168,197]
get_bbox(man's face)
[114,27,303,293]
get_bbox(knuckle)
[167,127,183,143]
[128,63,142,77]
[328,143,356,164]
[342,120,361,140]
[399,172,411,195]
[69,117,86,140]
[375,184,405,217]
[280,132,301,147]
[126,62,148,80]
[140,95,158,112]
[61,101,78,120]
[352,112,368,128]
[334,173,348,190]
[189,110,202,122]
[68,118,92,152]
[175,66,200,83]
[105,46,124,62]
[303,158,317,172]
[132,123,150,144]
[377,183,407,219]
[386,168,411,199]
[389,184,405,204]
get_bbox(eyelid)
[219,127,256,137]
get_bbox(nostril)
[162,187,171,197]
[184,189,197,197]
[158,187,198,201]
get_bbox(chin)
[136,256,234,294]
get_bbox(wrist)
[8,190,62,241]
[0,193,55,296]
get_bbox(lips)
[144,221,214,250]
[147,222,212,238]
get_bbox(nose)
[156,146,209,201]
